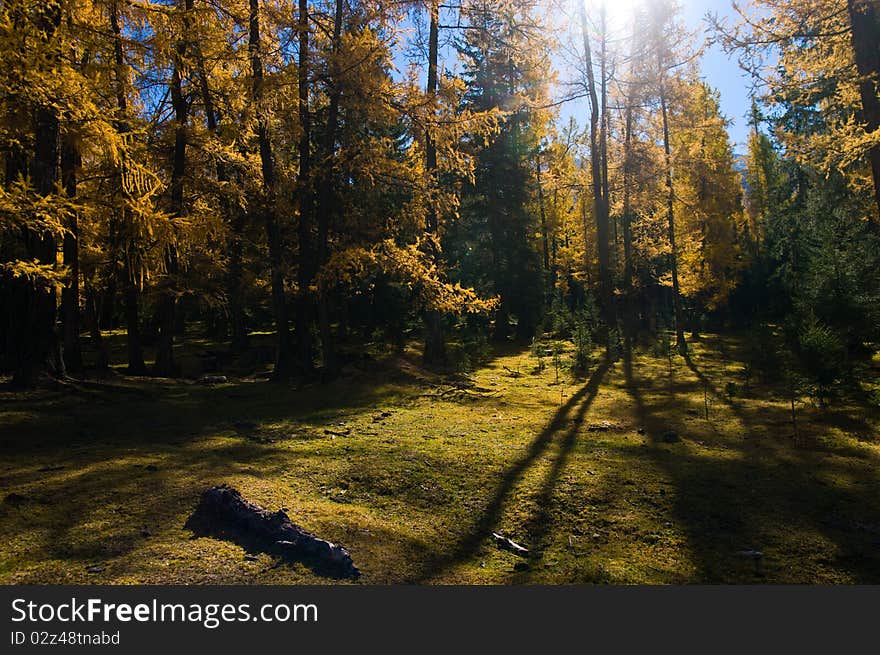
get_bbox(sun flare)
[584,0,645,29]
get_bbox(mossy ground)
[1,333,879,584]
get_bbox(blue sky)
[681,0,753,151]
[401,0,753,152]
[557,0,753,152]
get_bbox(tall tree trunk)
[314,0,345,377]
[660,86,686,355]
[60,133,83,374]
[579,2,614,352]
[847,0,880,220]
[249,0,293,377]
[59,30,88,375]
[2,48,27,375]
[488,159,509,342]
[194,41,248,352]
[599,8,615,282]
[535,150,550,273]
[85,284,109,371]
[295,0,315,374]
[622,102,634,293]
[110,0,146,374]
[422,0,446,366]
[155,0,191,377]
[621,0,639,337]
[13,0,63,387]
[123,281,146,373]
[621,99,637,342]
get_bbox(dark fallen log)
[185,484,359,578]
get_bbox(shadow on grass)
[412,361,610,582]
[623,341,880,583]
[0,438,290,569]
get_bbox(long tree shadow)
[622,343,766,580]
[683,349,876,451]
[412,361,610,582]
[623,342,880,582]
[682,347,880,579]
[523,362,610,555]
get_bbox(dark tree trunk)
[85,284,109,372]
[123,282,146,374]
[535,150,550,273]
[660,89,686,355]
[60,134,83,374]
[155,0,191,377]
[847,0,880,220]
[599,9,615,287]
[194,25,248,352]
[13,1,63,387]
[622,102,634,293]
[295,0,315,375]
[621,99,637,343]
[2,32,26,375]
[99,278,116,330]
[422,0,446,366]
[110,0,147,374]
[59,18,89,377]
[226,211,248,352]
[579,3,614,352]
[249,0,293,377]
[314,0,344,377]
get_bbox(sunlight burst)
[585,0,644,30]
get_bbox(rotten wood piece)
[185,484,359,578]
[492,532,529,557]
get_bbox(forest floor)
[1,332,879,584]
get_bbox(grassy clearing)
[1,334,879,584]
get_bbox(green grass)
[1,333,879,584]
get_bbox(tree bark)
[194,40,248,352]
[249,0,294,377]
[85,284,109,372]
[847,0,880,220]
[579,3,614,351]
[294,0,316,375]
[13,0,63,387]
[315,0,344,377]
[622,102,634,293]
[660,87,687,355]
[535,150,550,273]
[422,0,446,366]
[155,0,193,377]
[110,0,147,374]
[60,133,83,374]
